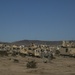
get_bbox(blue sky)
[0,0,75,42]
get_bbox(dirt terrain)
[0,56,75,75]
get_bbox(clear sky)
[0,0,75,42]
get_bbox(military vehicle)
[34,48,41,57]
[19,47,28,57]
[11,45,20,56]
[56,41,75,57]
[0,44,8,56]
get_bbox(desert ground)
[0,55,75,75]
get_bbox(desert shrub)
[67,65,71,67]
[8,58,11,60]
[13,59,19,63]
[26,60,37,68]
[43,60,47,63]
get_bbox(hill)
[12,40,62,46]
[1,40,75,46]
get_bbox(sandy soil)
[0,56,75,75]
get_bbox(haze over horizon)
[0,0,75,42]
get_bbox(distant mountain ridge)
[0,40,75,46]
[12,40,62,46]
